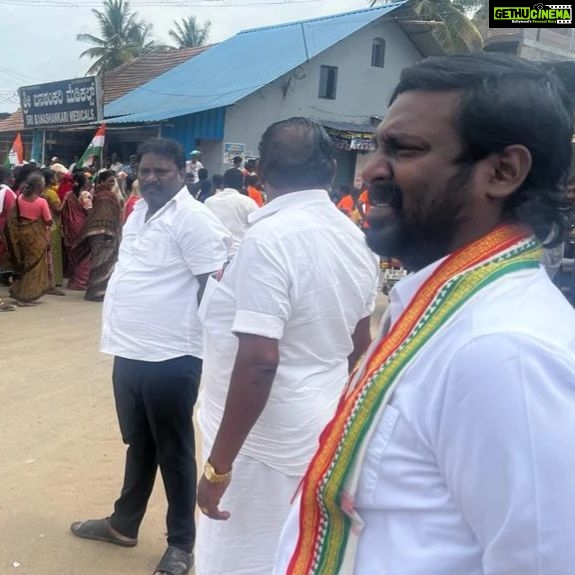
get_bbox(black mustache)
[141,184,162,193]
[369,180,403,210]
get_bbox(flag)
[78,125,105,168]
[3,132,24,168]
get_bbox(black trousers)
[108,355,201,553]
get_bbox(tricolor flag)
[3,132,24,168]
[78,124,105,168]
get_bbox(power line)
[0,0,321,6]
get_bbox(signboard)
[325,127,375,152]
[19,76,101,128]
[223,142,246,164]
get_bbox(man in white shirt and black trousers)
[71,138,230,575]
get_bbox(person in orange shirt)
[337,184,362,225]
[245,174,265,207]
[358,182,371,229]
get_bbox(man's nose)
[361,152,392,184]
[143,171,158,183]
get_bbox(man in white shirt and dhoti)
[194,117,380,574]
[275,53,575,574]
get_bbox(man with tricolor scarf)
[275,53,575,574]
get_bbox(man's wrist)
[204,460,232,484]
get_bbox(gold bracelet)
[204,461,232,484]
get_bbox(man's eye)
[383,143,418,156]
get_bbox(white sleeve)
[176,208,229,276]
[436,333,575,574]
[231,236,290,340]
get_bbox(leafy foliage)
[168,16,212,49]
[369,0,483,53]
[77,0,161,74]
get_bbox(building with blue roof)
[104,2,445,183]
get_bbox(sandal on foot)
[153,546,193,575]
[0,301,16,312]
[70,518,137,547]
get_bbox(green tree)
[168,16,212,49]
[369,0,483,53]
[77,0,156,74]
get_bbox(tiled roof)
[102,45,210,105]
[0,109,23,133]
[0,45,210,133]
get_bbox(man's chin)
[365,225,404,262]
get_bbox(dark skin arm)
[197,333,279,520]
[348,315,372,373]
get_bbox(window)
[319,65,338,100]
[371,38,386,68]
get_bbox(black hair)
[136,138,185,171]
[198,167,209,181]
[212,174,224,189]
[233,156,243,166]
[391,53,574,245]
[245,174,259,187]
[258,117,335,190]
[223,168,244,191]
[96,170,116,184]
[126,173,137,193]
[22,173,44,198]
[339,183,351,196]
[14,164,37,191]
[73,171,87,196]
[42,168,56,187]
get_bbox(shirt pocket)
[131,228,175,267]
[355,404,400,508]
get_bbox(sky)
[0,0,371,113]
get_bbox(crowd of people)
[0,162,125,306]
[3,52,575,575]
[0,148,370,311]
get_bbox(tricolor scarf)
[288,224,542,575]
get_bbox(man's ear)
[485,145,532,201]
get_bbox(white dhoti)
[195,443,300,575]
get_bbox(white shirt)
[110,161,124,174]
[276,260,575,574]
[101,186,229,362]
[204,188,258,259]
[185,159,204,182]
[198,189,379,475]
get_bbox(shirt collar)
[135,185,189,219]
[388,256,448,325]
[220,188,241,195]
[248,189,330,224]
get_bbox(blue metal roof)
[105,3,406,124]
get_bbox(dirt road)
[0,287,386,575]
[0,289,168,575]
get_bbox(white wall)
[220,20,423,174]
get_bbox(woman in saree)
[61,172,92,290]
[42,168,65,290]
[4,173,52,305]
[75,170,122,302]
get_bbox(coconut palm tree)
[369,0,483,53]
[128,22,163,57]
[77,0,156,74]
[169,16,212,49]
